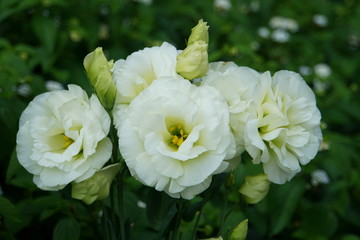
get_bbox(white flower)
[269,16,298,32]
[117,78,235,199]
[313,79,329,95]
[16,84,112,190]
[112,42,181,128]
[132,0,152,5]
[311,169,330,186]
[314,63,331,78]
[45,80,64,91]
[271,29,290,43]
[244,71,322,184]
[201,62,260,159]
[299,65,312,76]
[214,0,231,11]
[16,84,32,97]
[313,14,328,27]
[257,27,270,39]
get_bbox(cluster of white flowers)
[258,16,299,43]
[16,20,322,201]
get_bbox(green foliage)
[0,0,359,239]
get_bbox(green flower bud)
[230,219,248,240]
[188,19,209,45]
[239,174,270,204]
[71,163,120,204]
[225,172,235,189]
[176,40,209,80]
[83,47,117,111]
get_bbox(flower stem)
[219,186,230,236]
[118,174,126,240]
[172,201,185,240]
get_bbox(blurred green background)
[1,0,360,239]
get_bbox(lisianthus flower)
[244,71,322,184]
[117,78,235,199]
[16,84,112,190]
[112,42,181,128]
[201,62,260,159]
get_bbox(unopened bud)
[72,163,120,204]
[239,174,270,204]
[230,219,248,240]
[188,19,209,45]
[176,40,209,80]
[83,47,117,110]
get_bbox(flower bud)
[83,47,117,111]
[230,219,248,240]
[176,40,209,80]
[225,173,235,189]
[188,19,209,45]
[71,163,120,204]
[239,174,270,204]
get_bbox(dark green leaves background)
[1,0,359,239]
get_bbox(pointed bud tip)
[188,19,209,45]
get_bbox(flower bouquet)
[16,19,322,240]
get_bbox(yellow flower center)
[168,124,188,148]
[63,135,74,148]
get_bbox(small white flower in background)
[132,0,152,5]
[311,169,330,186]
[117,78,235,199]
[201,62,260,159]
[269,16,298,32]
[299,65,313,76]
[16,84,112,190]
[271,29,290,43]
[214,0,231,11]
[16,83,32,97]
[257,27,270,39]
[112,42,180,129]
[314,63,331,78]
[137,200,146,209]
[313,14,328,27]
[313,79,329,95]
[45,80,64,91]
[244,71,322,184]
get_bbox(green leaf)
[341,235,360,240]
[182,200,202,222]
[146,188,176,232]
[269,179,306,236]
[0,196,21,223]
[32,16,57,54]
[53,218,80,240]
[293,205,338,239]
[6,150,36,190]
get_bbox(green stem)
[107,112,126,239]
[191,207,203,240]
[172,201,185,240]
[118,174,126,240]
[219,187,230,236]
